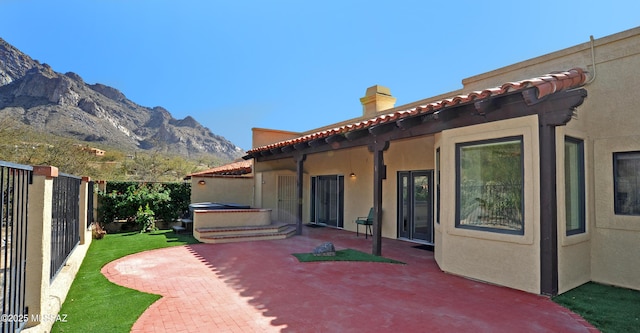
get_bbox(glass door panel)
[312,175,344,228]
[399,173,410,238]
[398,170,433,243]
[413,173,431,242]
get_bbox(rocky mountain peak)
[0,37,244,161]
[89,83,126,102]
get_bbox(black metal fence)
[50,173,81,280]
[0,161,32,333]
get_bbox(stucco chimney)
[360,85,396,117]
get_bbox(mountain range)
[0,37,244,161]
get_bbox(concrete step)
[195,224,296,244]
[196,222,291,236]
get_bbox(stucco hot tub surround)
[189,202,251,216]
[189,202,271,228]
[188,202,292,244]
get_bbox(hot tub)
[189,202,272,229]
[188,202,251,219]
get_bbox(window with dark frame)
[455,136,524,235]
[565,137,586,235]
[614,151,640,215]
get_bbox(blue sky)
[1,1,639,151]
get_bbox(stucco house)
[240,27,640,296]
[186,159,254,206]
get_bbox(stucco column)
[24,166,58,328]
[79,176,90,245]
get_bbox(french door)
[398,170,434,243]
[311,175,344,228]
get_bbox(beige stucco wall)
[253,158,297,222]
[381,136,435,238]
[304,147,372,231]
[556,127,592,294]
[438,115,541,293]
[463,27,640,292]
[254,138,435,237]
[583,32,640,290]
[307,138,435,239]
[592,136,640,290]
[252,128,302,149]
[190,176,254,206]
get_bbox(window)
[565,137,585,235]
[614,151,640,215]
[456,136,524,234]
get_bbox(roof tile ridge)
[246,68,587,155]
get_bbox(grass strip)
[293,248,404,264]
[52,230,199,333]
[553,282,640,333]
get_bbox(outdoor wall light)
[349,172,356,178]
[198,180,206,185]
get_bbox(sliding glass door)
[311,175,344,228]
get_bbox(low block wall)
[193,209,272,229]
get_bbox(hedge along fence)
[97,181,191,226]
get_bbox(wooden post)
[369,140,389,256]
[533,89,587,296]
[539,114,559,296]
[295,154,306,235]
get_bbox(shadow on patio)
[179,226,594,332]
[103,226,596,332]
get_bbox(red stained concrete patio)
[102,226,598,333]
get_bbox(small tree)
[136,204,156,232]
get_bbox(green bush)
[97,181,191,224]
[136,204,156,232]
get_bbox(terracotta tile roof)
[246,68,587,155]
[187,159,253,177]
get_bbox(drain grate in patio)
[412,244,434,251]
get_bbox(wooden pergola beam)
[248,88,587,162]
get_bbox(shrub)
[136,204,156,232]
[97,181,191,224]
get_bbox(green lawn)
[52,230,199,333]
[293,248,404,264]
[553,282,640,333]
